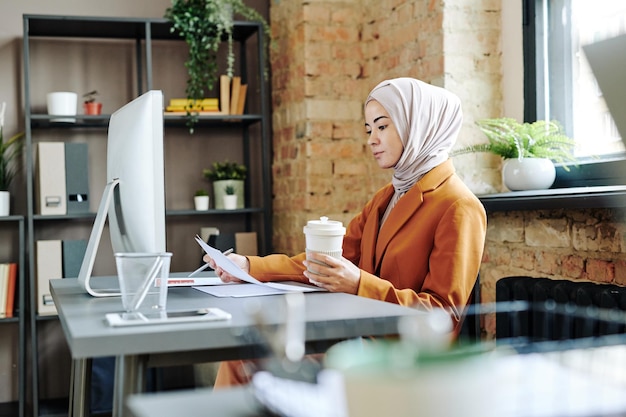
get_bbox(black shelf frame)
[0,216,25,417]
[22,13,272,417]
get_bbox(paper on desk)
[195,281,324,297]
[195,235,264,285]
[194,235,325,295]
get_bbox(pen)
[187,248,234,277]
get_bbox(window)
[523,0,626,160]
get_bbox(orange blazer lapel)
[374,185,425,273]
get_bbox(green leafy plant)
[224,185,236,195]
[164,0,271,131]
[451,118,577,167]
[203,160,247,181]
[194,189,208,197]
[0,103,24,191]
[82,90,99,103]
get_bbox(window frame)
[522,0,626,188]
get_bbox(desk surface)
[50,277,418,361]
[126,387,262,417]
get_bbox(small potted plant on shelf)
[164,0,271,131]
[83,90,103,115]
[450,117,577,191]
[0,102,24,216]
[222,184,237,210]
[203,160,246,209]
[194,189,210,211]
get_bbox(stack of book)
[164,75,248,116]
[165,98,220,114]
[0,262,17,318]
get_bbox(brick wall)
[269,0,502,255]
[268,0,624,306]
[481,208,626,301]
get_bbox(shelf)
[0,215,24,222]
[478,185,626,212]
[23,14,272,417]
[25,15,261,42]
[30,113,263,129]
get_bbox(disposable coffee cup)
[303,216,346,272]
[115,252,172,314]
[46,92,78,123]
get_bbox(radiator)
[495,277,626,341]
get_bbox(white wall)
[0,0,173,134]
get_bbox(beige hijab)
[365,78,463,224]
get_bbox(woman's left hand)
[303,253,361,294]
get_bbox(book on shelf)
[164,97,225,115]
[0,262,17,318]
[0,264,7,318]
[229,76,241,115]
[5,263,17,318]
[220,74,231,115]
[236,83,248,115]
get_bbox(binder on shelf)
[65,142,90,214]
[230,76,241,115]
[62,239,88,279]
[36,142,67,215]
[36,240,63,316]
[5,263,17,318]
[220,75,231,115]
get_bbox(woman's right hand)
[203,253,249,283]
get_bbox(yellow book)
[169,98,218,107]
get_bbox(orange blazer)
[249,160,487,328]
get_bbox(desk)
[50,277,418,417]
[125,346,626,417]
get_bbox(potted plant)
[451,117,577,191]
[194,189,210,210]
[82,90,103,115]
[203,160,246,209]
[164,0,271,130]
[0,102,24,216]
[222,184,237,209]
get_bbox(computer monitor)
[78,90,166,297]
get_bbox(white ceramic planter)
[46,92,78,123]
[194,195,210,211]
[502,157,556,191]
[0,191,9,216]
[223,194,238,210]
[213,179,244,209]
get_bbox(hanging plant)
[164,0,271,132]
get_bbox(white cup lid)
[303,216,346,236]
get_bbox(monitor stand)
[77,178,121,297]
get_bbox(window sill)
[478,185,626,212]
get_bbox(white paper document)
[193,235,325,297]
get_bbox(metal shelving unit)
[22,14,271,417]
[0,216,25,417]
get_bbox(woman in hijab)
[208,77,487,386]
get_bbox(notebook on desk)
[583,33,626,145]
